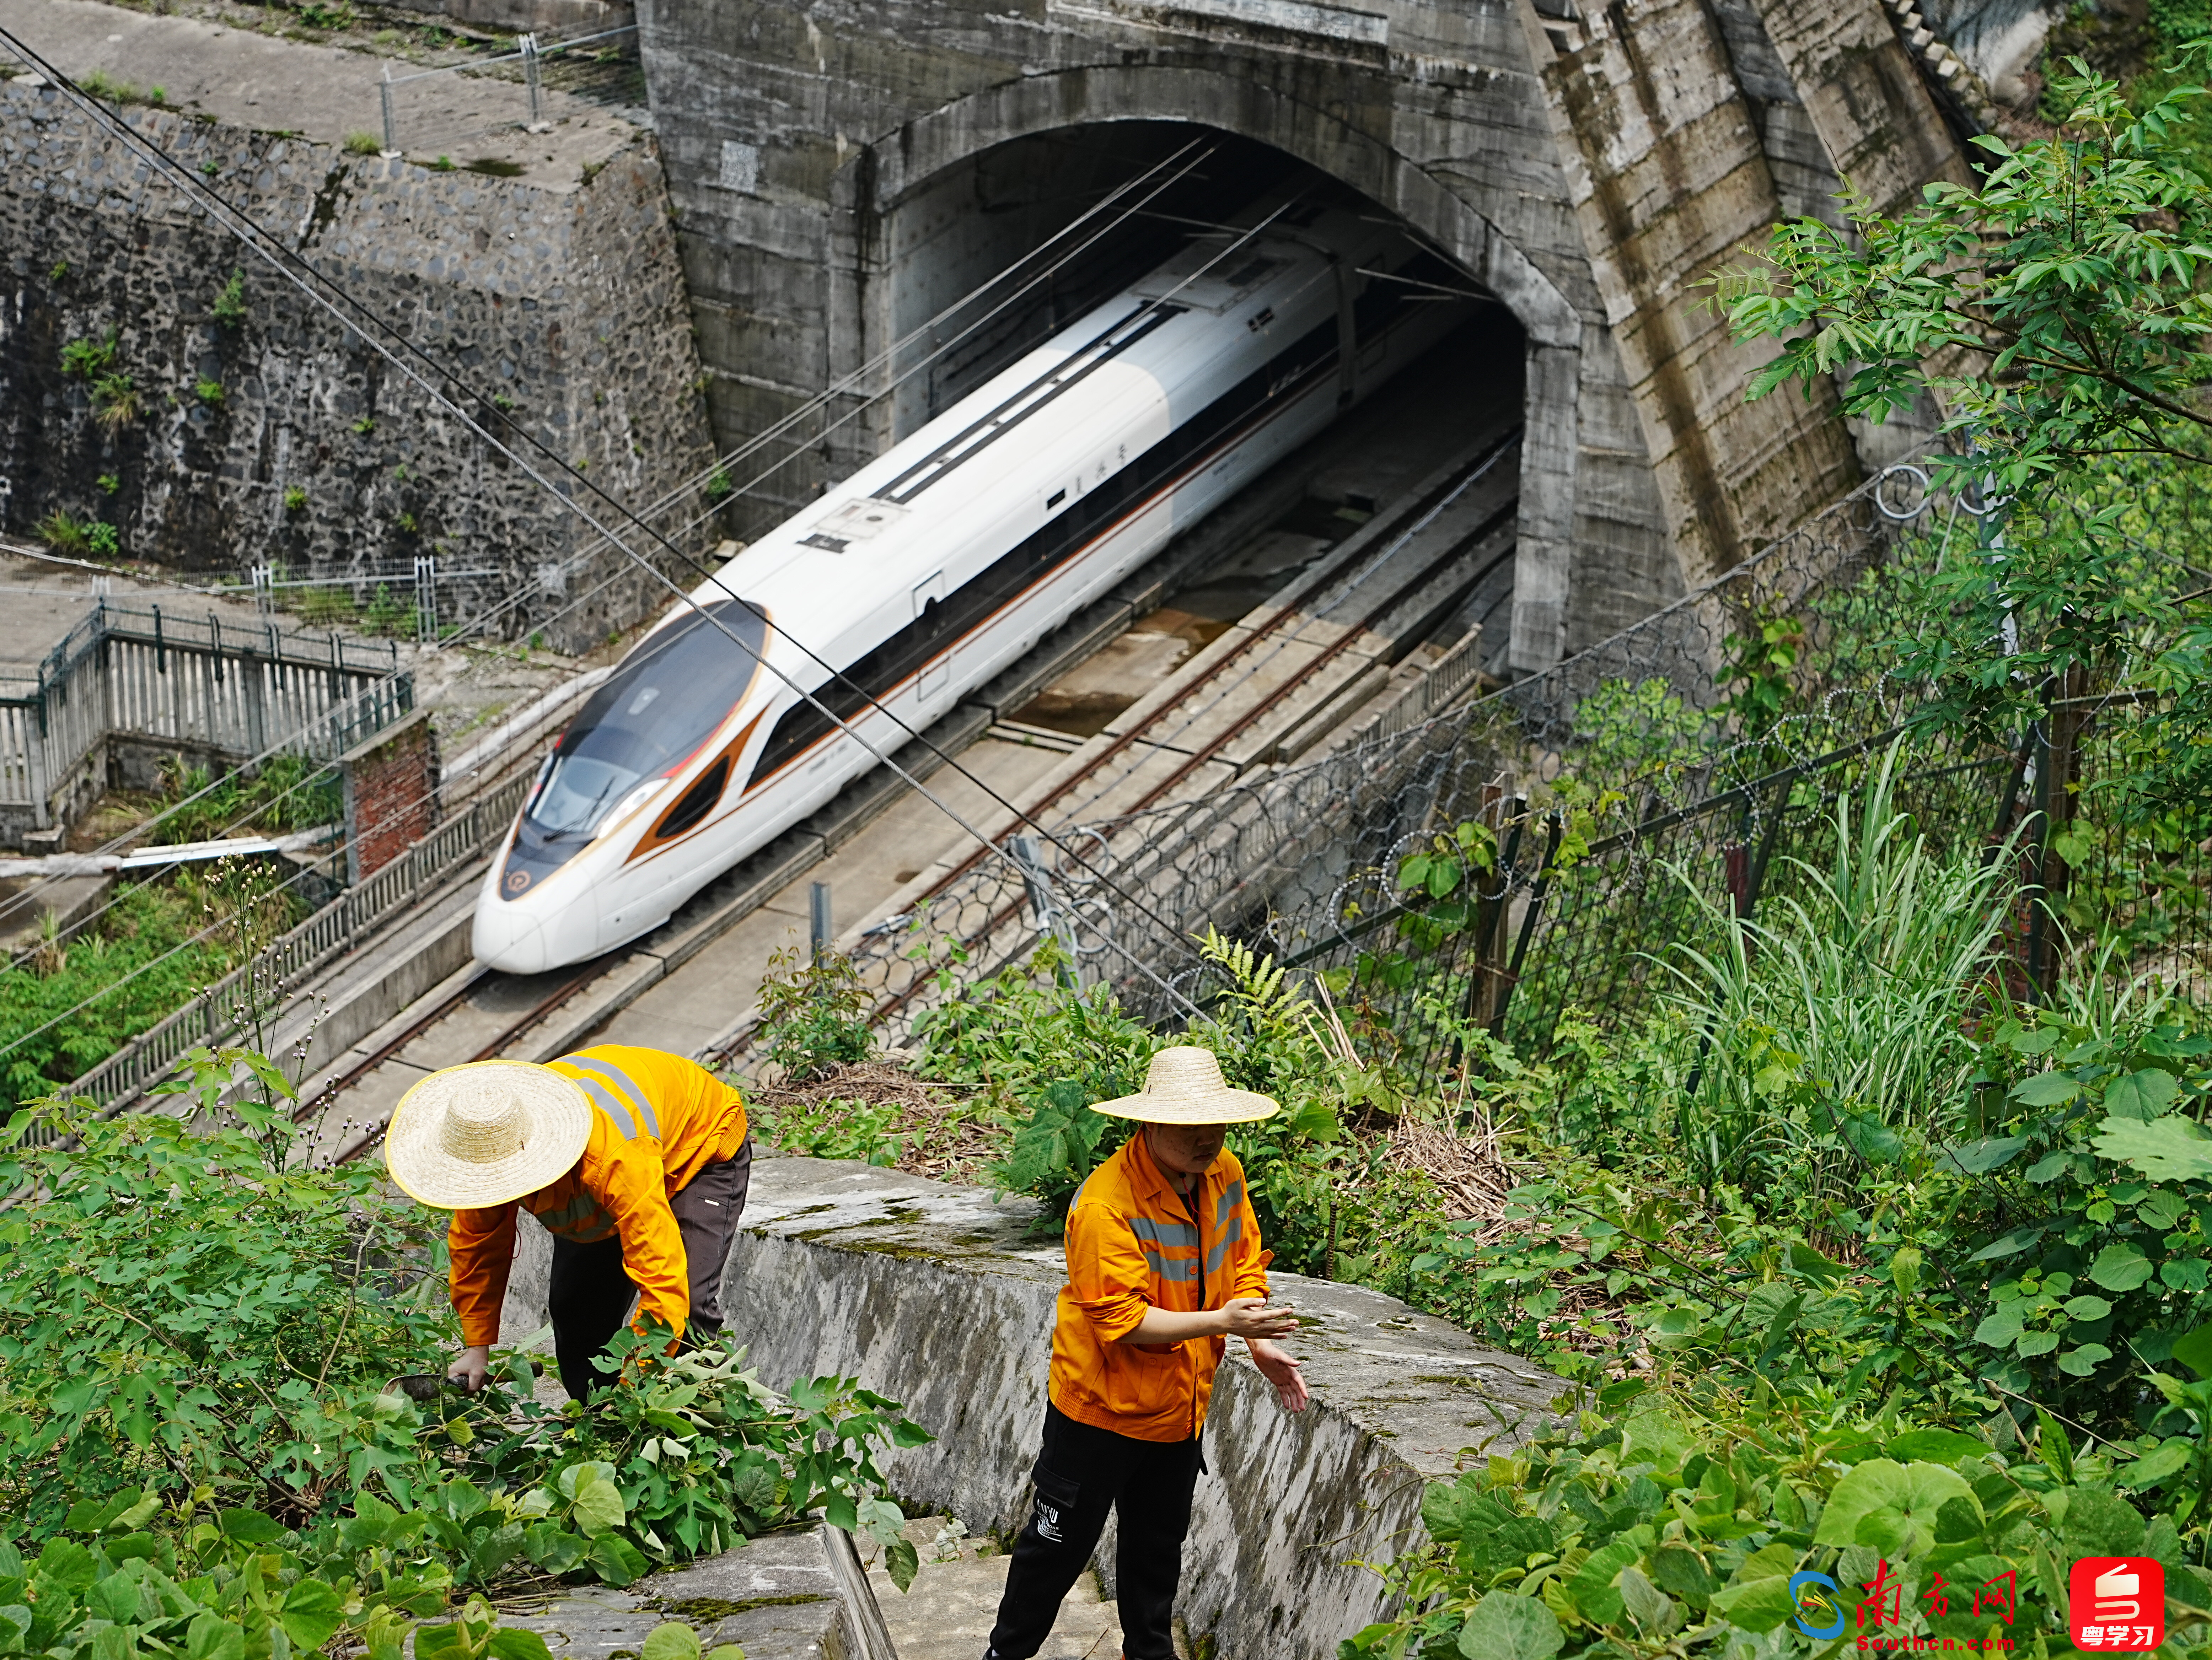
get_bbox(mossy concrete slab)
[710,1159,1563,1660]
[496,1526,886,1660]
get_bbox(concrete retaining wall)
[494,1158,1562,1660]
[0,78,715,650]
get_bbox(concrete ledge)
[500,1524,891,1660]
[689,1160,1562,1660]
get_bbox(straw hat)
[1090,1046,1279,1125]
[383,1061,593,1209]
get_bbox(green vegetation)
[0,1045,931,1598]
[36,510,118,560]
[283,485,310,515]
[344,130,382,156]
[211,271,247,330]
[194,376,224,406]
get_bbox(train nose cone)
[472,897,553,975]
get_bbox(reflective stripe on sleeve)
[1215,1179,1245,1227]
[1206,1213,1244,1274]
[561,1056,661,1139]
[1128,1215,1200,1250]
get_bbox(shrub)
[96,472,119,495]
[366,583,410,635]
[194,376,224,405]
[84,522,120,559]
[283,485,310,514]
[344,131,382,156]
[755,945,875,1082]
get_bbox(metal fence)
[0,602,409,824]
[823,458,2207,1083]
[372,26,639,158]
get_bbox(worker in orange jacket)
[983,1046,1308,1660]
[382,1046,751,1401]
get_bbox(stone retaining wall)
[495,1158,1562,1660]
[0,82,715,651]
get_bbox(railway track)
[888,424,1520,915]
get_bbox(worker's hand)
[1247,1337,1309,1414]
[1218,1296,1299,1340]
[447,1345,492,1395]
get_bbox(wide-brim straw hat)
[384,1060,593,1209]
[1090,1045,1279,1124]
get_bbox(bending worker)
[984,1046,1309,1660]
[382,1045,751,1400]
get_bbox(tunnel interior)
[877,120,1532,695]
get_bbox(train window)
[499,598,767,896]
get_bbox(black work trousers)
[545,1138,753,1400]
[985,1403,1204,1660]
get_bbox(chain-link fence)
[810,457,2206,1082]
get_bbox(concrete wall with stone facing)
[341,705,440,883]
[0,84,718,652]
[491,1159,1563,1660]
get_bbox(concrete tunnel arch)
[826,65,1585,674]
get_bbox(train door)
[913,569,951,702]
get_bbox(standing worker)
[382,1045,751,1400]
[983,1047,1309,1660]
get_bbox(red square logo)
[2070,1558,2165,1651]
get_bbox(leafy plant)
[1343,1384,2212,1660]
[344,131,382,156]
[755,945,874,1083]
[85,521,120,559]
[60,331,119,380]
[283,485,310,514]
[195,377,225,406]
[212,271,247,329]
[97,472,120,495]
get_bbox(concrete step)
[860,1516,1131,1660]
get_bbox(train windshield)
[501,599,768,895]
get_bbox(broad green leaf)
[883,1537,919,1595]
[219,1509,283,1546]
[570,1476,627,1537]
[2120,1438,2197,1488]
[2093,1115,2212,1182]
[1620,1404,1695,1474]
[640,1624,701,1660]
[414,1624,467,1660]
[279,1580,345,1650]
[1969,1226,2044,1263]
[2172,1324,2212,1380]
[2104,1068,2181,1121]
[487,1633,554,1660]
[2063,1294,2113,1321]
[85,1574,141,1626]
[1567,1538,1640,1626]
[1972,1302,2027,1348]
[1707,1575,1798,1633]
[2012,1072,2082,1107]
[2065,1487,2147,1558]
[1812,1460,1977,1551]
[1457,1592,1564,1660]
[2016,1330,2060,1357]
[2058,1343,2113,1376]
[1943,1136,2029,1175]
[586,1535,648,1589]
[2088,1242,2155,1292]
[184,1615,244,1660]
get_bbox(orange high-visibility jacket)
[1049,1131,1270,1443]
[447,1046,748,1348]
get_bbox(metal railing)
[0,602,408,820]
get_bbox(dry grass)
[748,1060,1008,1185]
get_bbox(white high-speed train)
[472,192,1468,972]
